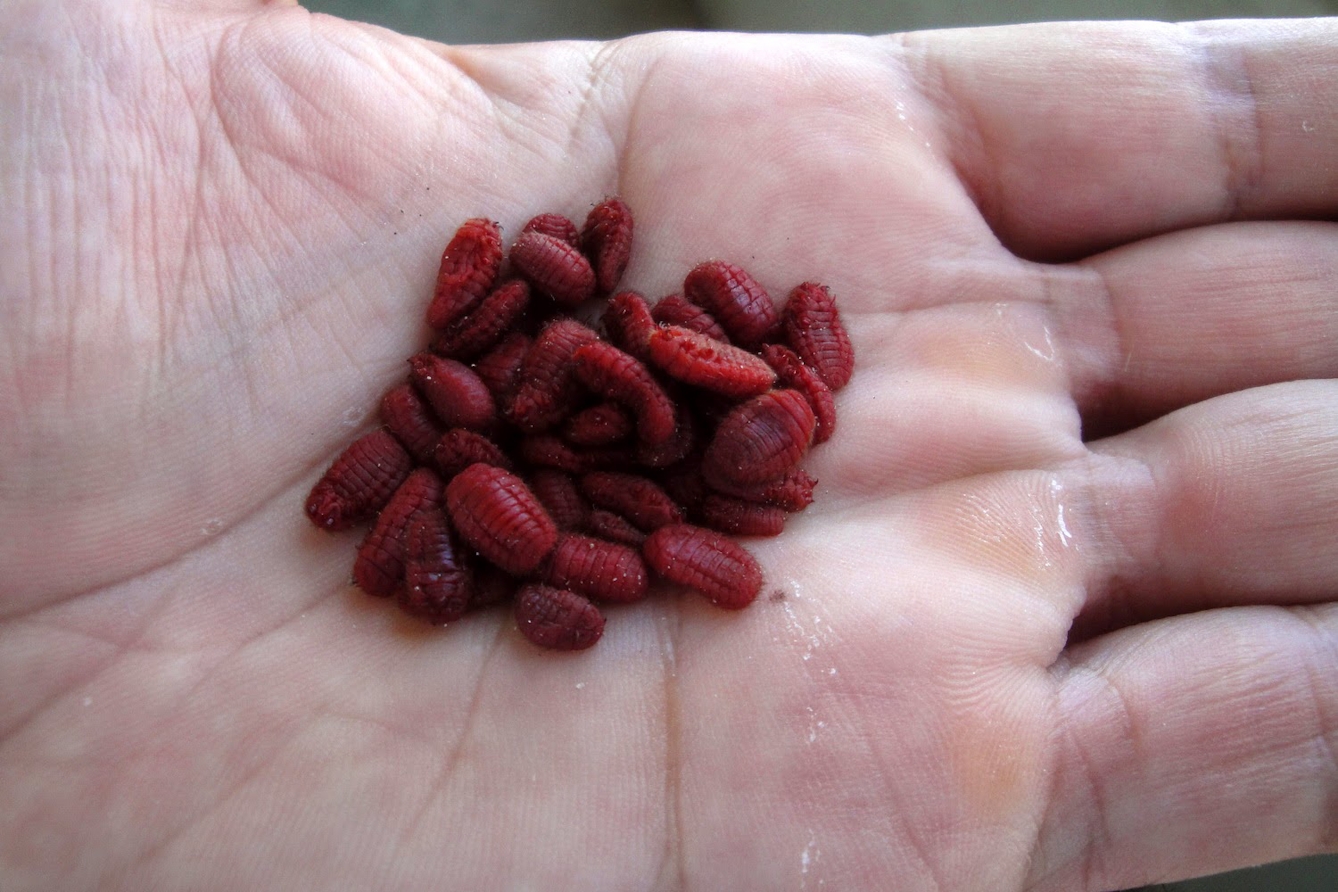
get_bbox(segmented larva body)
[353,468,444,598]
[427,218,502,331]
[783,282,854,391]
[699,495,786,538]
[581,197,634,295]
[408,354,496,432]
[571,340,676,446]
[509,231,596,306]
[683,261,779,348]
[545,533,649,603]
[431,278,530,361]
[509,320,600,433]
[305,429,414,531]
[472,331,531,405]
[587,509,647,547]
[643,523,763,609]
[702,389,817,490]
[517,434,587,474]
[522,212,580,247]
[400,506,473,624]
[712,466,818,513]
[651,293,728,342]
[514,584,605,650]
[445,464,558,577]
[646,324,777,399]
[580,471,683,532]
[528,470,590,531]
[379,383,442,464]
[601,291,656,360]
[434,428,511,479]
[758,344,837,445]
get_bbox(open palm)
[3,3,1336,889]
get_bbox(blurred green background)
[297,0,1338,889]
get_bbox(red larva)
[712,466,817,513]
[509,231,596,307]
[763,468,818,512]
[400,506,473,624]
[758,344,837,445]
[522,212,580,247]
[308,196,853,649]
[445,464,558,577]
[643,523,763,609]
[545,533,648,603]
[528,469,590,530]
[563,402,634,447]
[306,429,414,531]
[645,324,777,399]
[587,509,647,547]
[651,293,728,342]
[570,340,677,446]
[508,319,599,432]
[783,282,854,391]
[427,218,503,331]
[471,331,531,405]
[581,197,634,295]
[699,495,786,538]
[431,278,530,361]
[408,354,496,431]
[683,261,779,348]
[514,584,605,651]
[379,383,443,464]
[703,389,816,490]
[434,428,511,479]
[601,291,656,359]
[353,468,444,597]
[581,471,683,532]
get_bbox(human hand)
[2,3,1335,888]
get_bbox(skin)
[2,2,1336,889]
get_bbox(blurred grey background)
[302,0,1336,42]
[297,0,1337,889]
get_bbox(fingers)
[1050,220,1338,435]
[905,19,1338,259]
[1068,380,1338,639]
[1030,603,1338,891]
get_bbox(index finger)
[903,18,1338,260]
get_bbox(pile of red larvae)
[305,198,853,650]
